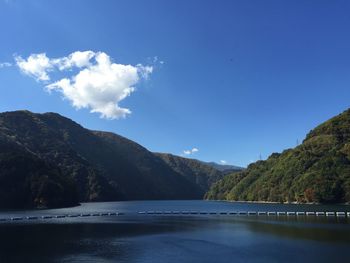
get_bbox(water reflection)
[222,217,350,243]
[0,218,208,262]
[0,201,349,263]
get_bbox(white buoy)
[26,216,38,220]
[296,212,305,216]
[326,212,335,216]
[68,214,78,218]
[287,212,295,216]
[316,212,325,216]
[11,217,23,221]
[80,214,90,217]
[277,212,286,216]
[306,212,315,216]
[336,212,345,217]
[258,211,267,215]
[267,212,276,216]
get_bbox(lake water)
[0,200,349,262]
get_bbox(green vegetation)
[5,108,349,208]
[0,139,78,209]
[206,109,350,203]
[0,110,225,209]
[156,153,229,196]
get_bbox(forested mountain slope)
[206,109,350,203]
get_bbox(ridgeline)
[206,109,350,204]
[0,110,227,209]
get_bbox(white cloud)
[0,62,12,68]
[136,64,153,80]
[52,50,95,70]
[149,56,165,66]
[220,160,227,164]
[183,147,199,155]
[15,53,53,81]
[15,51,153,119]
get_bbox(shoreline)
[208,199,350,205]
[2,199,350,212]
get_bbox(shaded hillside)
[0,110,207,208]
[0,110,122,205]
[206,109,350,203]
[156,153,225,195]
[0,138,78,209]
[92,131,203,199]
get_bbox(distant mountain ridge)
[155,153,226,195]
[200,161,243,173]
[0,110,227,209]
[206,109,350,204]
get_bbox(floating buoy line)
[0,211,349,222]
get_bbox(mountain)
[200,161,243,174]
[155,153,226,195]
[0,110,223,209]
[206,109,350,204]
[0,138,78,209]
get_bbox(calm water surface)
[0,200,349,263]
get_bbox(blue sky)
[1,0,350,167]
